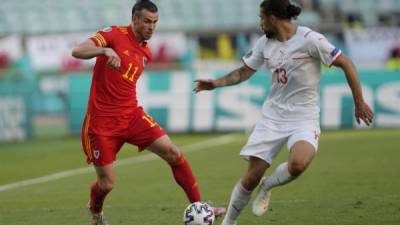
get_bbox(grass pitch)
[0,129,399,225]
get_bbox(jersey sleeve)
[307,31,342,66]
[242,36,266,71]
[89,26,115,47]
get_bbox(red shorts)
[81,107,166,166]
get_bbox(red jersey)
[88,26,152,116]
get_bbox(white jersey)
[243,26,342,122]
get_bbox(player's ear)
[132,12,141,23]
[269,15,278,25]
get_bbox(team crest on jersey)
[93,150,100,159]
[143,57,148,66]
[101,27,112,32]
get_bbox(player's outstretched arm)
[332,53,374,126]
[72,40,121,69]
[193,64,255,93]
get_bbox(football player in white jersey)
[193,0,374,224]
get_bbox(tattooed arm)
[193,65,256,93]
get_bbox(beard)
[264,29,276,39]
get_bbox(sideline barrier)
[68,70,400,133]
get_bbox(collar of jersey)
[127,25,148,48]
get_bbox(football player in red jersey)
[72,1,225,224]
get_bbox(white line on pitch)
[0,133,239,192]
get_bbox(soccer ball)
[183,202,215,225]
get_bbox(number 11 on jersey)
[122,63,139,81]
[142,114,157,127]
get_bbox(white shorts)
[240,118,321,165]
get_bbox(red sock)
[89,182,109,213]
[170,154,201,203]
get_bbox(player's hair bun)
[287,4,302,19]
[260,0,302,20]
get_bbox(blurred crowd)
[1,0,400,74]
[297,0,400,29]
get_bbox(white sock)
[222,180,252,224]
[262,162,294,191]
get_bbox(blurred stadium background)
[0,0,400,224]
[0,0,400,139]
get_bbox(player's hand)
[355,101,374,126]
[193,79,217,93]
[104,48,121,69]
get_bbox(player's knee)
[165,145,181,165]
[98,177,115,193]
[242,173,263,191]
[288,161,308,177]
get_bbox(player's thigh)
[82,115,127,165]
[82,125,124,166]
[289,141,315,166]
[240,121,288,165]
[287,128,320,174]
[287,121,320,150]
[94,163,116,189]
[146,135,180,164]
[90,135,124,166]
[126,108,166,151]
[94,163,114,179]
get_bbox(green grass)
[0,129,399,225]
